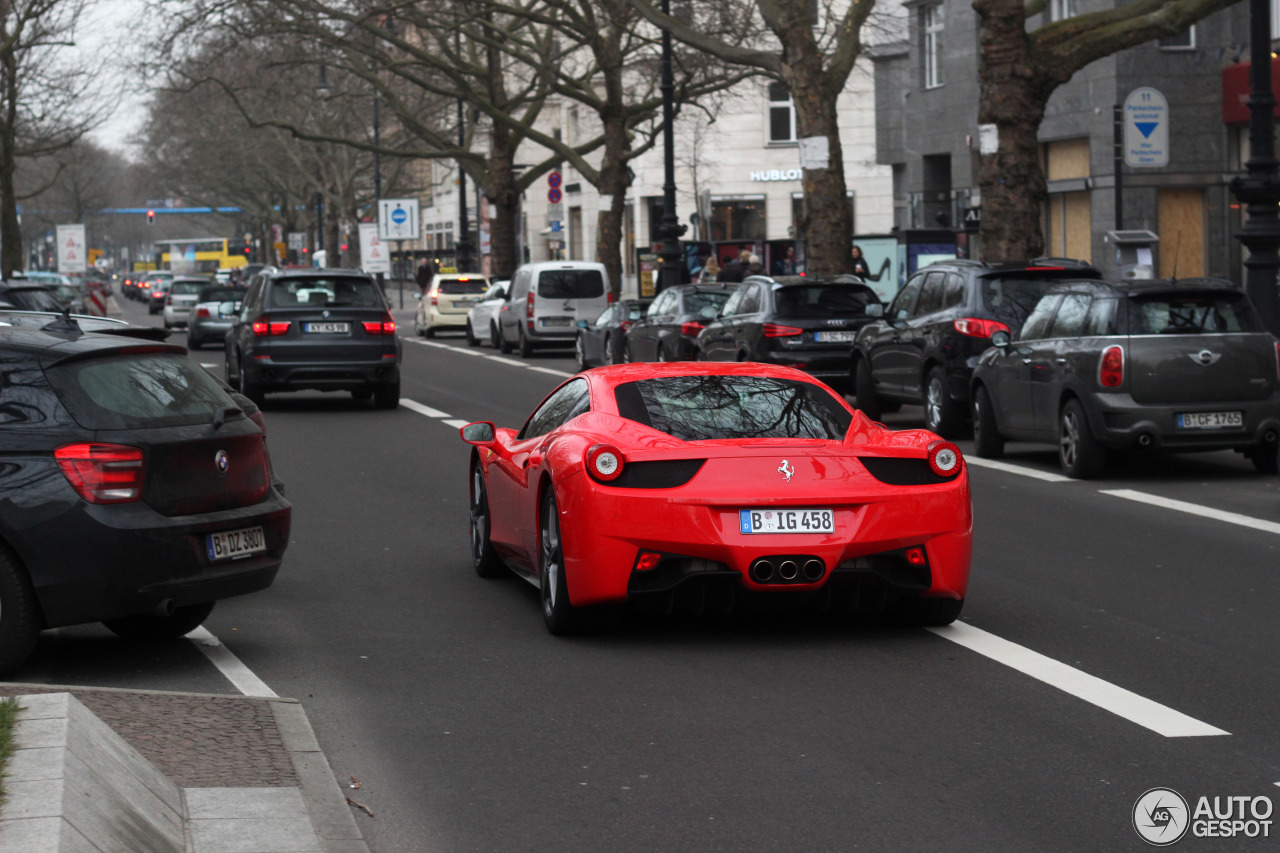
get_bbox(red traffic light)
[146,209,155,224]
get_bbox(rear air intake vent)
[858,456,950,486]
[610,459,705,489]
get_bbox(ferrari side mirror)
[460,421,496,445]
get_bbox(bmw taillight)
[680,321,704,337]
[953,318,1010,338]
[762,323,803,337]
[196,307,211,319]
[585,443,625,482]
[362,314,397,335]
[54,443,144,503]
[251,316,290,336]
[926,440,963,478]
[1099,345,1124,388]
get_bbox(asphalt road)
[11,297,1280,851]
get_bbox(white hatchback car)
[466,280,509,347]
[162,276,212,329]
[415,273,490,337]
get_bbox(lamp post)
[655,0,686,293]
[1231,0,1280,336]
[454,31,474,274]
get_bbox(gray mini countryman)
[970,278,1280,478]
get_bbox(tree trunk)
[594,114,630,297]
[484,142,520,280]
[0,51,21,278]
[975,0,1052,263]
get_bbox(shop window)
[712,200,766,242]
[768,83,796,144]
[1050,0,1077,21]
[1159,26,1195,49]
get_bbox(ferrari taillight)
[54,443,144,504]
[905,546,927,566]
[680,321,704,337]
[926,440,962,478]
[585,443,625,482]
[634,551,662,572]
[1099,345,1124,388]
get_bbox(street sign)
[359,223,391,274]
[548,172,562,189]
[962,207,981,227]
[547,202,564,220]
[287,232,305,251]
[1124,87,1169,168]
[55,224,86,274]
[548,187,563,204]
[550,221,562,232]
[378,198,420,241]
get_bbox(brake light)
[54,443,144,503]
[608,291,615,304]
[763,323,803,337]
[430,294,438,305]
[165,295,173,306]
[1099,345,1124,388]
[251,316,290,336]
[905,546,927,566]
[585,443,625,482]
[680,321,704,337]
[634,551,663,572]
[953,318,1010,338]
[362,314,397,335]
[927,440,963,477]
[196,307,211,319]
[526,290,536,319]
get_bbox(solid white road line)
[486,355,527,367]
[443,419,471,429]
[964,456,1072,483]
[928,622,1228,738]
[185,627,279,698]
[1100,489,1280,536]
[400,400,451,418]
[527,366,575,378]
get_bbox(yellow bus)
[156,238,249,274]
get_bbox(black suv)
[851,258,1103,437]
[224,268,402,408]
[0,322,291,672]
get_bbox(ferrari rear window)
[615,376,852,441]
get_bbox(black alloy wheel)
[499,326,514,354]
[239,366,265,408]
[471,460,505,578]
[0,543,42,674]
[518,328,533,358]
[1059,398,1105,479]
[103,601,215,640]
[540,489,582,634]
[490,323,502,350]
[466,322,480,346]
[971,385,1004,458]
[373,380,400,410]
[923,367,962,438]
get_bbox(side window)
[913,272,946,316]
[738,285,761,315]
[1048,294,1090,338]
[241,282,263,318]
[593,306,615,326]
[655,290,677,315]
[720,288,744,317]
[890,276,924,321]
[519,378,590,439]
[1085,297,1117,336]
[944,274,966,309]
[1019,295,1063,341]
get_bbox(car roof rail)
[1028,256,1095,269]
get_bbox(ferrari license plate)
[304,322,349,334]
[814,331,856,343]
[1176,411,1243,430]
[739,508,834,534]
[206,526,266,562]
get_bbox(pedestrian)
[717,249,752,283]
[415,257,435,295]
[772,246,796,276]
[745,253,765,277]
[851,244,892,281]
[700,255,721,283]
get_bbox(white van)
[498,261,611,357]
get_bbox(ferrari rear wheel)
[471,461,505,578]
[540,489,582,634]
[891,596,963,627]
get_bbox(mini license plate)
[1176,411,1243,430]
[304,322,349,334]
[739,508,834,535]
[814,330,856,343]
[206,526,267,562]
[541,317,572,327]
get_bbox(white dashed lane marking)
[401,335,575,377]
[1100,489,1280,537]
[965,456,1072,483]
[399,400,450,418]
[929,623,1229,738]
[186,627,278,698]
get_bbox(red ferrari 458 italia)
[460,362,972,634]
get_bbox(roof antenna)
[41,307,82,337]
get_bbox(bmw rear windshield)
[537,270,605,299]
[615,376,852,441]
[45,352,241,430]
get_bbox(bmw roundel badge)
[215,450,229,474]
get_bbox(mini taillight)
[585,443,625,482]
[762,323,803,337]
[953,318,1010,338]
[196,307,211,319]
[251,316,290,336]
[54,443,144,504]
[927,440,963,477]
[680,321,704,337]
[362,314,397,335]
[634,551,663,572]
[1099,345,1124,388]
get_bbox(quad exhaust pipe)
[750,556,826,585]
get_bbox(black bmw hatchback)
[0,324,291,672]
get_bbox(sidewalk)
[0,684,370,853]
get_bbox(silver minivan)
[498,261,611,357]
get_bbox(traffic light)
[146,210,155,224]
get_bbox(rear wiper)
[211,404,243,431]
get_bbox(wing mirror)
[460,421,496,445]
[990,329,1011,348]
[576,319,589,329]
[865,303,884,318]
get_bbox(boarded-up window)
[1158,188,1205,278]
[1046,192,1092,263]
[1046,138,1091,181]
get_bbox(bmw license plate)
[304,322,349,334]
[207,526,266,561]
[1175,411,1243,430]
[814,331,856,343]
[739,509,834,534]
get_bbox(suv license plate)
[739,509,834,534]
[305,322,349,334]
[1176,411,1243,430]
[815,331,856,343]
[207,526,267,561]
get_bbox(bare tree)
[976,0,1238,261]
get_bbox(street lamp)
[455,30,474,274]
[655,0,686,293]
[1231,0,1280,336]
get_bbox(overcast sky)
[81,0,151,156]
